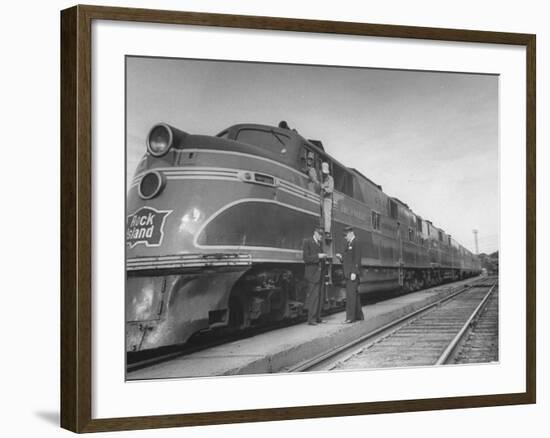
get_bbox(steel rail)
[435,281,498,365]
[286,277,490,373]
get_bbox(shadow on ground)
[34,411,59,427]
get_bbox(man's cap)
[343,226,354,233]
[307,152,314,159]
[314,226,323,233]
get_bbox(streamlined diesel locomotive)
[126,122,481,352]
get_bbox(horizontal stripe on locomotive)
[130,171,442,247]
[130,166,320,203]
[174,148,308,179]
[130,167,241,187]
[126,253,252,271]
[126,255,470,271]
[220,258,469,270]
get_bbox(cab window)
[235,128,290,149]
[300,146,321,177]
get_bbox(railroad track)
[451,284,499,364]
[287,277,498,372]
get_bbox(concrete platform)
[127,277,480,380]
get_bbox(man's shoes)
[317,319,327,324]
[343,319,353,324]
[308,321,318,326]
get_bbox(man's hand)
[318,253,327,259]
[350,273,357,281]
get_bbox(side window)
[408,227,415,242]
[416,217,423,233]
[438,230,443,242]
[352,177,365,202]
[388,199,398,220]
[371,211,381,231]
[299,147,308,173]
[332,164,353,197]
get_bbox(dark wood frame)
[61,4,536,433]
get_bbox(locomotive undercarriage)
[399,267,476,293]
[225,264,347,331]
[224,264,478,331]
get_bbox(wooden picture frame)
[60,4,536,433]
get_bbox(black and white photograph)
[1,0,543,435]
[125,56,499,380]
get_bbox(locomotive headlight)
[139,171,165,199]
[147,123,173,157]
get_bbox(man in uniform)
[302,227,327,325]
[338,226,364,323]
[305,152,319,185]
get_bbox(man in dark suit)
[338,226,364,323]
[302,227,327,325]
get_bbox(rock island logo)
[126,206,172,248]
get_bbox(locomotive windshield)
[235,128,291,149]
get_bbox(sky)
[126,56,499,254]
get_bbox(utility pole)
[473,229,479,255]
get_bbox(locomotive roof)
[221,123,324,149]
[349,168,382,191]
[220,122,349,169]
[391,197,410,209]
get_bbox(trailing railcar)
[126,122,481,352]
